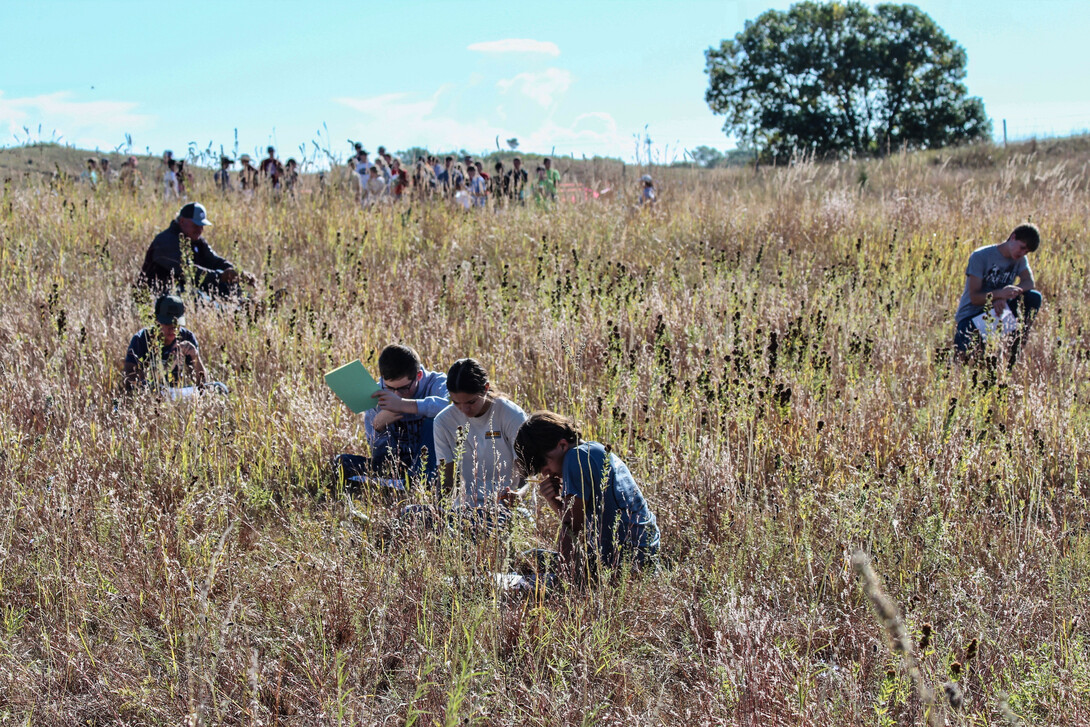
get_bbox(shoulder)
[434,404,464,430]
[493,397,528,422]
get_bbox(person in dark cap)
[214,156,233,191]
[140,202,255,298]
[123,294,226,395]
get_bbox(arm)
[192,240,234,275]
[557,494,586,568]
[174,341,207,386]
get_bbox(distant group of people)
[348,143,569,210]
[79,141,662,212]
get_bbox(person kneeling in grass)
[514,412,660,582]
[428,358,530,532]
[123,294,227,396]
[953,222,1043,365]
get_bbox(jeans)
[332,443,414,494]
[954,290,1042,357]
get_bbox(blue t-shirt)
[562,442,660,564]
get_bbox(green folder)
[324,359,381,413]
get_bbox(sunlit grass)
[1,143,1089,724]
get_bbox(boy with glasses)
[334,344,449,488]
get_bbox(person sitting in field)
[514,411,660,582]
[140,202,256,298]
[431,358,530,529]
[639,174,657,207]
[492,161,508,206]
[953,222,1042,364]
[333,344,449,488]
[123,294,226,395]
[100,158,118,184]
[452,177,471,210]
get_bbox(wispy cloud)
[0,90,154,148]
[496,68,573,108]
[334,88,508,152]
[467,39,560,56]
[334,87,627,158]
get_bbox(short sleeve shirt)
[955,244,1032,323]
[125,327,199,385]
[562,442,660,564]
[433,397,527,508]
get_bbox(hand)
[173,341,198,362]
[241,271,258,286]
[371,388,415,414]
[372,409,403,431]
[497,486,518,508]
[539,475,563,512]
[996,285,1024,301]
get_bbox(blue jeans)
[954,290,1042,356]
[333,443,414,494]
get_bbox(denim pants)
[954,290,1042,355]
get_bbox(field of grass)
[1,141,1089,725]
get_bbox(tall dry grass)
[1,145,1089,724]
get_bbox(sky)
[2,0,1089,165]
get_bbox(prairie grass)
[1,142,1089,724]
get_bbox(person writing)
[334,344,449,486]
[123,294,226,395]
[953,223,1042,363]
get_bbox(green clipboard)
[324,359,381,413]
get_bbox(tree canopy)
[705,1,990,160]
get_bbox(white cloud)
[496,68,573,108]
[0,90,154,148]
[335,88,629,159]
[334,88,508,152]
[467,39,560,56]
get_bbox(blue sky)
[2,0,1088,164]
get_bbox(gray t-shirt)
[433,397,527,508]
[955,244,1032,324]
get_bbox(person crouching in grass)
[514,412,660,583]
[123,294,227,396]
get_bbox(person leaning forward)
[123,294,227,395]
[140,202,255,297]
[953,222,1043,364]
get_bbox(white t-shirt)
[433,397,527,508]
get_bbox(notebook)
[324,359,381,413]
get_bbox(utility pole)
[1003,119,1008,148]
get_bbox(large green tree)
[705,2,990,160]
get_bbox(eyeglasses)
[383,380,415,396]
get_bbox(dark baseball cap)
[155,294,186,326]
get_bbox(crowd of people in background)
[77,141,659,210]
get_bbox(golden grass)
[1,144,1089,724]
